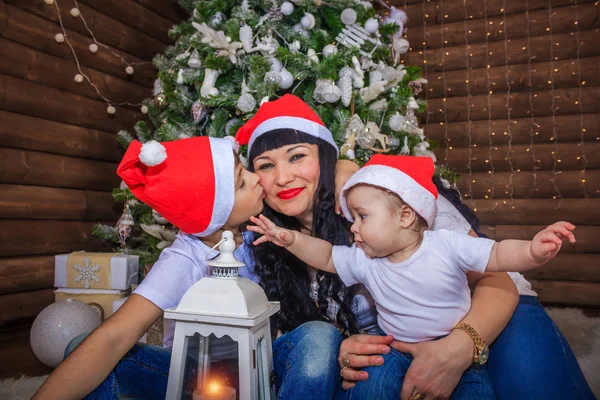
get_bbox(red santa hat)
[235,94,338,155]
[117,137,236,237]
[340,155,438,227]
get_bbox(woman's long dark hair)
[248,129,359,335]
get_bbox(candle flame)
[207,381,221,394]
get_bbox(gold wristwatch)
[453,323,489,365]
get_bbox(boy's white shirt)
[333,229,495,342]
[433,196,537,297]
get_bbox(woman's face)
[252,143,321,219]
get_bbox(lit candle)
[193,381,236,400]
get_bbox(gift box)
[55,288,128,321]
[55,252,139,290]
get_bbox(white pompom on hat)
[340,154,439,227]
[117,137,236,237]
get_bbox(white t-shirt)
[433,195,537,297]
[332,229,496,342]
[134,231,258,358]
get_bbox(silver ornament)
[152,209,169,225]
[237,93,256,113]
[265,71,282,87]
[116,204,134,245]
[191,100,207,123]
[389,113,406,132]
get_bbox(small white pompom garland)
[139,140,167,166]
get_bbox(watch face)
[478,346,489,365]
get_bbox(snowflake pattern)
[73,257,101,289]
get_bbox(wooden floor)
[0,321,53,380]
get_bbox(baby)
[249,154,575,398]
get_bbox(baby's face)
[226,160,265,228]
[346,186,406,258]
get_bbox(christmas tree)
[95,0,444,267]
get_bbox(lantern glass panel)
[181,332,239,400]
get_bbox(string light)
[439,0,451,169]
[547,2,563,207]
[482,0,495,209]
[501,1,516,207]
[573,0,589,198]
[462,0,475,208]
[524,4,541,198]
[48,0,148,114]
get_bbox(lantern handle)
[205,236,228,262]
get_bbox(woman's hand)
[391,330,475,400]
[334,160,360,214]
[248,215,296,248]
[338,333,394,390]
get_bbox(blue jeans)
[65,320,343,399]
[339,348,495,400]
[338,296,595,400]
[487,295,595,400]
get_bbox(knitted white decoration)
[139,141,167,166]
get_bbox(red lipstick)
[277,188,304,200]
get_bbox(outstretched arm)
[248,215,337,274]
[487,221,575,273]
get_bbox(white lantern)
[165,231,280,400]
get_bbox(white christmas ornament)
[270,57,283,73]
[176,69,185,85]
[413,141,437,162]
[307,48,319,64]
[279,68,294,89]
[74,74,84,83]
[341,8,357,25]
[44,0,54,4]
[407,97,419,110]
[365,18,379,34]
[383,6,408,37]
[120,180,128,190]
[260,96,270,106]
[265,71,282,87]
[200,68,220,98]
[30,299,101,368]
[191,100,207,123]
[140,140,167,166]
[187,50,201,68]
[125,65,134,75]
[237,79,256,114]
[301,13,316,30]
[323,44,338,58]
[389,112,406,132]
[338,75,353,107]
[153,79,163,96]
[239,25,253,52]
[382,66,398,82]
[140,105,148,114]
[89,43,98,53]
[192,22,242,64]
[55,33,65,43]
[107,105,116,114]
[280,1,294,16]
[70,7,80,17]
[400,136,410,155]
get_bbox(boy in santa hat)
[249,154,576,399]
[117,136,265,348]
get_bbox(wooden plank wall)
[0,0,186,377]
[397,0,600,306]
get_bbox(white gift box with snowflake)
[54,252,138,290]
[54,252,138,321]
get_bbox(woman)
[240,94,594,399]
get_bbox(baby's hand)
[248,215,296,248]
[530,221,576,264]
